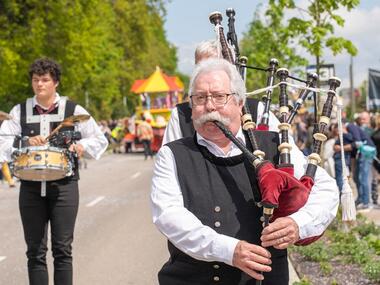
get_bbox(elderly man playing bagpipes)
[151,9,341,285]
[151,57,339,284]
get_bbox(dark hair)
[29,58,61,82]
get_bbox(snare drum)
[13,146,71,181]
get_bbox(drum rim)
[14,164,69,171]
[20,146,65,152]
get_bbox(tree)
[240,4,308,93]
[0,0,179,119]
[271,0,359,84]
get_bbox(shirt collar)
[196,127,245,157]
[32,93,61,109]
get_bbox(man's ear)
[239,101,244,115]
[55,81,59,88]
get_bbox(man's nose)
[205,96,216,111]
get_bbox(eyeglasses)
[190,93,234,106]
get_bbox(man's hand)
[232,240,272,281]
[261,217,300,249]
[28,135,47,146]
[69,143,85,157]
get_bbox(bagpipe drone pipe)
[209,9,341,246]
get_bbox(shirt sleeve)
[74,105,108,160]
[162,107,183,145]
[0,105,21,163]
[266,109,339,239]
[151,145,239,266]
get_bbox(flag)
[368,69,380,111]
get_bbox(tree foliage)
[0,0,178,119]
[270,0,359,80]
[240,4,308,93]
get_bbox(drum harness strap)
[25,96,67,196]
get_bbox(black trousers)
[19,180,79,285]
[142,139,153,158]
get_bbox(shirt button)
[214,206,221,213]
[213,276,220,282]
[213,264,220,269]
[214,221,221,228]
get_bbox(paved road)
[0,153,168,285]
[6,153,377,284]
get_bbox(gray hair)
[194,40,221,64]
[189,58,246,107]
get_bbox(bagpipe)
[208,9,342,245]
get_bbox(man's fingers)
[246,260,272,273]
[246,251,272,265]
[29,136,46,146]
[242,260,271,280]
[242,267,265,281]
[262,236,290,248]
[273,241,290,250]
[261,228,289,242]
[261,219,288,235]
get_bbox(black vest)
[176,98,259,138]
[159,135,288,285]
[19,99,79,181]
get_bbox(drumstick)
[46,121,74,141]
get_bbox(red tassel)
[256,124,269,131]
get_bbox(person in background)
[0,58,108,285]
[331,122,353,192]
[348,113,376,210]
[137,116,154,160]
[371,114,380,205]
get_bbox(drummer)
[0,58,108,285]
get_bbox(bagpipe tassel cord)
[336,96,356,223]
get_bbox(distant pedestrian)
[331,123,353,192]
[348,114,376,210]
[371,114,380,205]
[137,116,154,160]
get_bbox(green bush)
[293,241,331,262]
[292,277,312,285]
[354,220,380,237]
[363,260,380,282]
[292,209,380,283]
[319,261,332,275]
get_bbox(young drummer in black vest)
[151,58,339,284]
[0,58,108,285]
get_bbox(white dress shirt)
[152,101,339,266]
[0,94,108,163]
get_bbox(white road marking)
[86,196,105,207]
[0,256,6,263]
[131,172,141,179]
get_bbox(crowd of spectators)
[292,109,380,210]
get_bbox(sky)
[164,0,380,89]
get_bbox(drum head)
[14,167,67,181]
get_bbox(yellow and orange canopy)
[131,66,183,94]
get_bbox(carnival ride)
[129,66,184,152]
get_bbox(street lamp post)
[350,56,355,116]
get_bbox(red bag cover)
[256,161,323,245]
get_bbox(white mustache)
[193,112,231,128]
